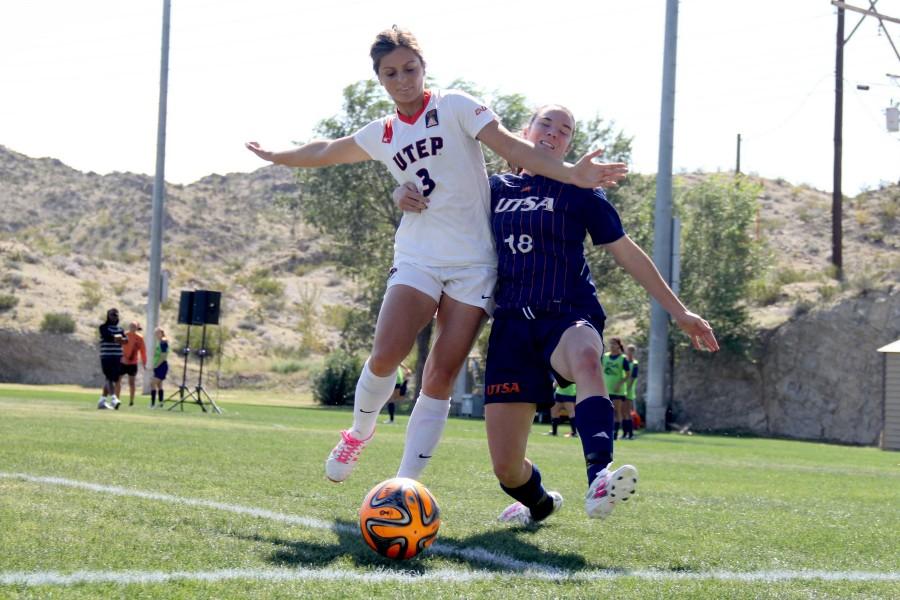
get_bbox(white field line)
[2,568,898,587]
[1,472,898,587]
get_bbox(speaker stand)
[190,324,221,414]
[165,324,199,410]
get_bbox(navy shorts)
[101,356,121,382]
[153,362,169,381]
[484,308,605,406]
[554,393,576,404]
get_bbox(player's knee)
[422,361,456,391]
[569,345,603,380]
[367,353,400,377]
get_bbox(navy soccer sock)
[574,396,615,485]
[613,421,621,440]
[551,418,559,435]
[623,418,634,438]
[387,402,395,421]
[500,464,554,521]
[151,390,157,405]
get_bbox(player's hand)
[673,311,719,352]
[393,182,428,213]
[245,141,276,163]
[571,148,628,189]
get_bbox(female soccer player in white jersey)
[395,105,718,523]
[246,27,628,483]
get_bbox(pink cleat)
[585,464,638,519]
[498,491,563,526]
[324,429,371,482]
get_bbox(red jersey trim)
[382,117,394,143]
[396,90,432,125]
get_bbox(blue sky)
[2,0,898,193]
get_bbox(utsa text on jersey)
[494,196,555,213]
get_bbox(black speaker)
[177,291,195,325]
[191,290,221,325]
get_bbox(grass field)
[1,384,898,599]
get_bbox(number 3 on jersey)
[504,234,533,254]
[416,168,436,197]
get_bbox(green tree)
[675,175,764,354]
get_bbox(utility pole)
[646,0,679,432]
[830,1,900,280]
[833,3,844,279]
[144,0,171,394]
[735,133,742,175]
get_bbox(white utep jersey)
[354,89,497,268]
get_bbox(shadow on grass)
[230,518,590,574]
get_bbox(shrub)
[748,278,781,306]
[817,284,838,302]
[79,281,103,311]
[0,294,18,312]
[271,360,304,374]
[41,312,76,334]
[239,268,284,298]
[312,349,361,406]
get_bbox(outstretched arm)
[245,136,369,168]
[605,235,719,352]
[475,121,628,190]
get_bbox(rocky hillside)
[0,145,897,400]
[0,145,359,384]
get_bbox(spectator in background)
[150,327,169,408]
[602,337,631,440]
[98,308,126,410]
[545,381,577,438]
[121,321,147,407]
[384,364,411,424]
[623,344,640,439]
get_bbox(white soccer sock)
[350,360,397,440]
[396,393,451,480]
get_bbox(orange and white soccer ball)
[359,477,441,560]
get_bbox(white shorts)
[387,262,497,314]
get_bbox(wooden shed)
[878,340,900,451]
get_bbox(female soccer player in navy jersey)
[395,105,718,524]
[246,27,627,485]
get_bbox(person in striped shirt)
[97,308,126,410]
[396,104,718,525]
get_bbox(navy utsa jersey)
[489,173,625,315]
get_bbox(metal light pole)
[143,0,171,394]
[646,0,679,432]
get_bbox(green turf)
[0,386,898,599]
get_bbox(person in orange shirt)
[121,321,147,407]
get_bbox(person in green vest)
[623,344,639,439]
[601,337,631,440]
[150,327,169,409]
[384,364,411,424]
[545,381,578,437]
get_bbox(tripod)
[166,324,221,413]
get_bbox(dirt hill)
[0,145,359,388]
[0,145,897,392]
